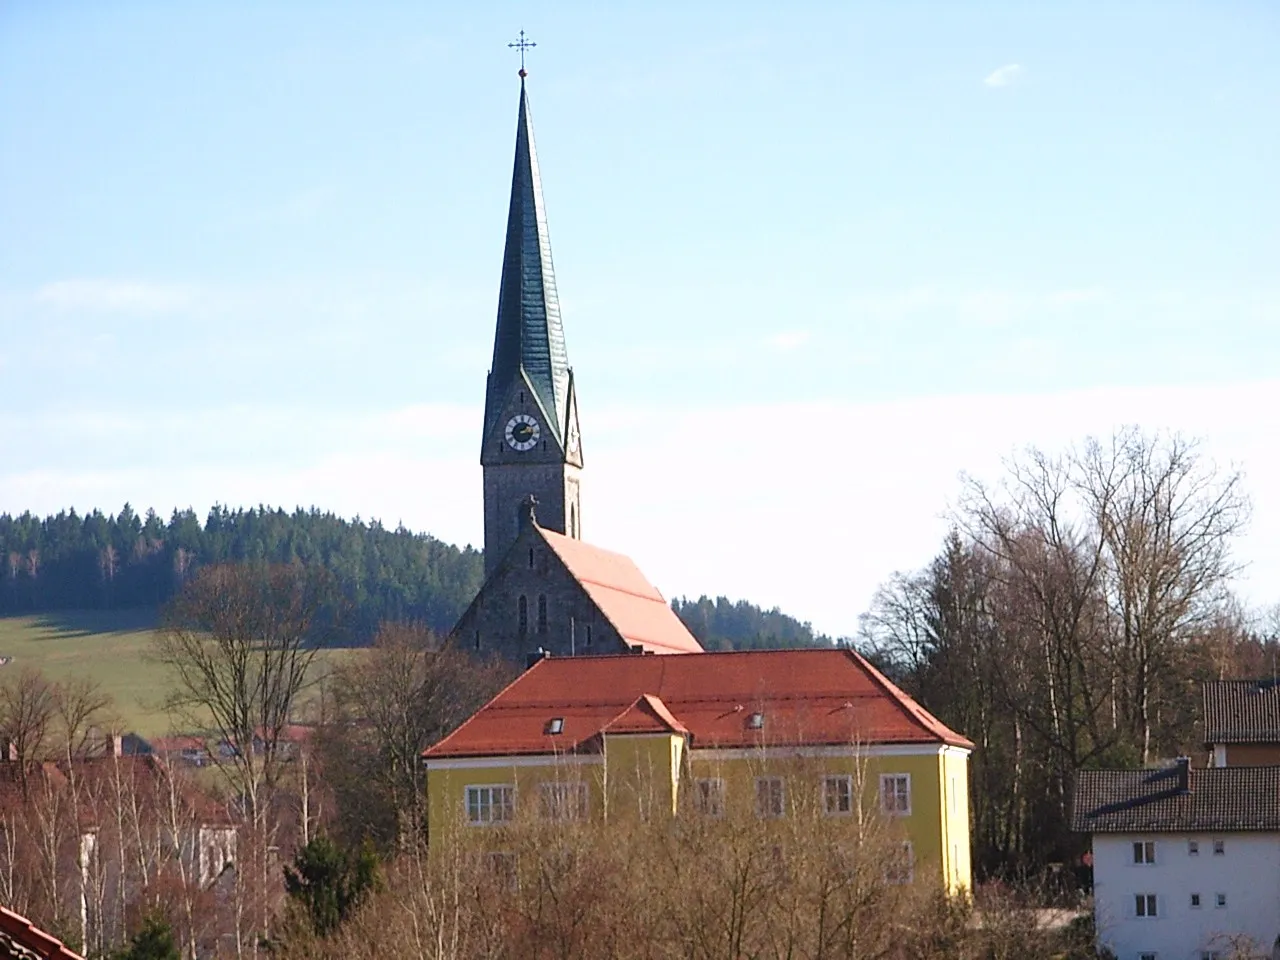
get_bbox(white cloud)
[983,64,1024,88]
[765,330,810,351]
[5,382,1280,640]
[35,279,195,313]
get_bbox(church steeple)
[484,75,570,448]
[480,69,583,576]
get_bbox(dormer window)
[547,718,564,735]
[747,712,764,730]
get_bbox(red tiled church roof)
[539,529,702,655]
[424,648,972,759]
[0,905,86,960]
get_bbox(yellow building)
[423,648,973,893]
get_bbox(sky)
[2,2,1278,638]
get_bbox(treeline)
[858,428,1277,881]
[0,504,483,637]
[672,595,831,650]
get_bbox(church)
[449,69,702,662]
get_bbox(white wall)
[1093,833,1280,960]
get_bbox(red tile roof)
[423,648,972,759]
[0,905,86,959]
[539,529,702,655]
[604,694,690,735]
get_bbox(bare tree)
[1076,428,1248,761]
[328,623,512,846]
[0,667,57,799]
[155,563,340,825]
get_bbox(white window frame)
[822,775,854,816]
[1134,893,1158,918]
[693,778,725,818]
[1212,839,1225,856]
[1188,839,1199,856]
[465,784,515,826]
[539,781,588,821]
[1132,840,1156,864]
[479,850,518,890]
[754,776,785,819]
[884,840,914,885]
[1214,892,1226,909]
[880,773,911,815]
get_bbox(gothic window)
[528,548,534,569]
[569,503,577,537]
[518,596,528,634]
[585,624,592,647]
[474,631,480,650]
[537,595,548,634]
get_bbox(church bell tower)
[481,70,583,576]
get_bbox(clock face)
[505,414,540,452]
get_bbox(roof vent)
[546,717,564,735]
[747,712,764,730]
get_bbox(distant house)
[148,734,211,767]
[0,904,86,960]
[424,648,974,894]
[0,743,235,956]
[1073,757,1280,960]
[1203,679,1280,767]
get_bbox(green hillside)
[0,610,351,738]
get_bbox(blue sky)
[2,2,1278,636]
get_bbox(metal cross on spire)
[508,30,536,75]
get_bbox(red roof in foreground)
[423,649,973,759]
[539,529,703,655]
[0,905,86,959]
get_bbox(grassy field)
[0,610,354,738]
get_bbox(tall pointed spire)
[484,75,570,444]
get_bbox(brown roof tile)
[424,648,973,759]
[0,905,86,959]
[1202,679,1280,744]
[1072,762,1280,833]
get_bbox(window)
[1202,953,1221,960]
[693,779,725,817]
[528,548,534,569]
[880,774,911,815]
[585,624,593,647]
[884,841,913,884]
[755,777,785,819]
[1215,892,1226,908]
[747,711,764,730]
[1134,893,1157,918]
[546,717,564,735]
[539,782,588,821]
[537,595,548,634]
[1190,892,1201,908]
[466,785,515,826]
[823,775,853,816]
[474,630,481,651]
[1188,840,1199,856]
[1212,839,1225,856]
[1139,954,1157,960]
[517,596,528,634]
[1132,840,1156,864]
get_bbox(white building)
[1074,759,1280,960]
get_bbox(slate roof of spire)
[485,76,570,443]
[1202,679,1280,744]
